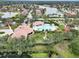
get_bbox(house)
[45,7,64,17]
[4,20,16,26]
[64,11,77,17]
[21,8,29,16]
[35,8,44,17]
[11,24,34,38]
[33,21,44,26]
[62,8,77,17]
[0,7,8,12]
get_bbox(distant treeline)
[0,1,79,5]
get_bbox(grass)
[31,45,48,52]
[31,53,48,58]
[53,41,76,58]
[29,32,45,43]
[29,31,55,44]
[59,24,64,30]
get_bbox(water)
[33,24,57,31]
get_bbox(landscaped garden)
[0,29,79,58]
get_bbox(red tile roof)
[33,21,44,26]
[11,24,33,38]
[65,11,77,17]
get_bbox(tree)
[69,36,79,55]
[43,31,47,40]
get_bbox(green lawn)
[31,53,48,58]
[54,41,76,58]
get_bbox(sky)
[3,0,79,1]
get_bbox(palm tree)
[43,30,48,40]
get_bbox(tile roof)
[11,24,34,38]
[33,21,44,26]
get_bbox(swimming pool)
[33,24,58,31]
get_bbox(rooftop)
[11,24,34,38]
